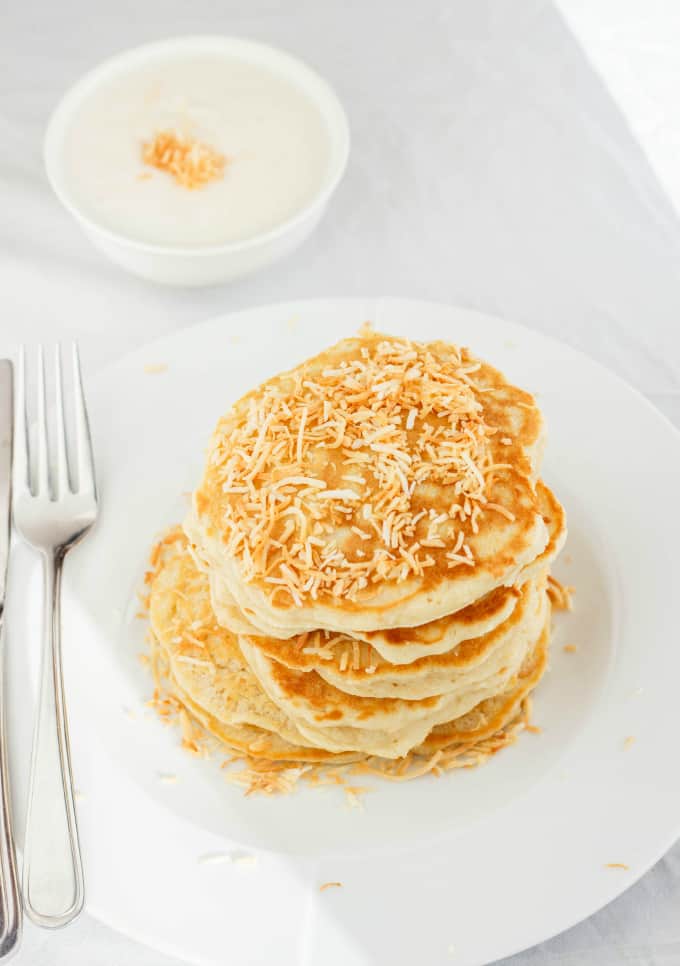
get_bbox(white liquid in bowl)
[59,53,334,248]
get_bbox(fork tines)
[15,345,96,501]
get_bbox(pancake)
[351,479,564,662]
[143,328,567,782]
[238,575,546,700]
[202,555,521,650]
[186,330,551,636]
[237,598,549,757]
[416,620,550,754]
[238,612,549,758]
[195,479,563,675]
[148,527,553,760]
[187,469,548,637]
[166,671,359,764]
[147,529,337,755]
[314,576,546,699]
[514,480,566,586]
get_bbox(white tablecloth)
[3,1,680,962]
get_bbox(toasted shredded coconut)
[547,575,574,611]
[623,736,636,750]
[563,644,577,653]
[319,881,343,891]
[344,785,369,809]
[176,655,213,668]
[142,130,226,189]
[605,863,629,870]
[203,334,525,606]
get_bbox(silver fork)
[12,345,97,928]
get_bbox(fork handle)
[23,550,84,927]
[0,623,21,957]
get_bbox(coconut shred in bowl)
[58,52,334,248]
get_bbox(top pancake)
[200,479,566,664]
[188,330,549,635]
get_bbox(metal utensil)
[13,345,97,928]
[0,362,22,957]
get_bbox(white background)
[3,1,680,963]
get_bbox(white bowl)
[44,37,350,286]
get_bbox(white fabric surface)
[561,0,680,223]
[3,0,680,962]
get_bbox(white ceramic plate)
[9,298,680,965]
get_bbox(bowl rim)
[43,34,351,258]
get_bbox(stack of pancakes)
[146,330,566,772]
